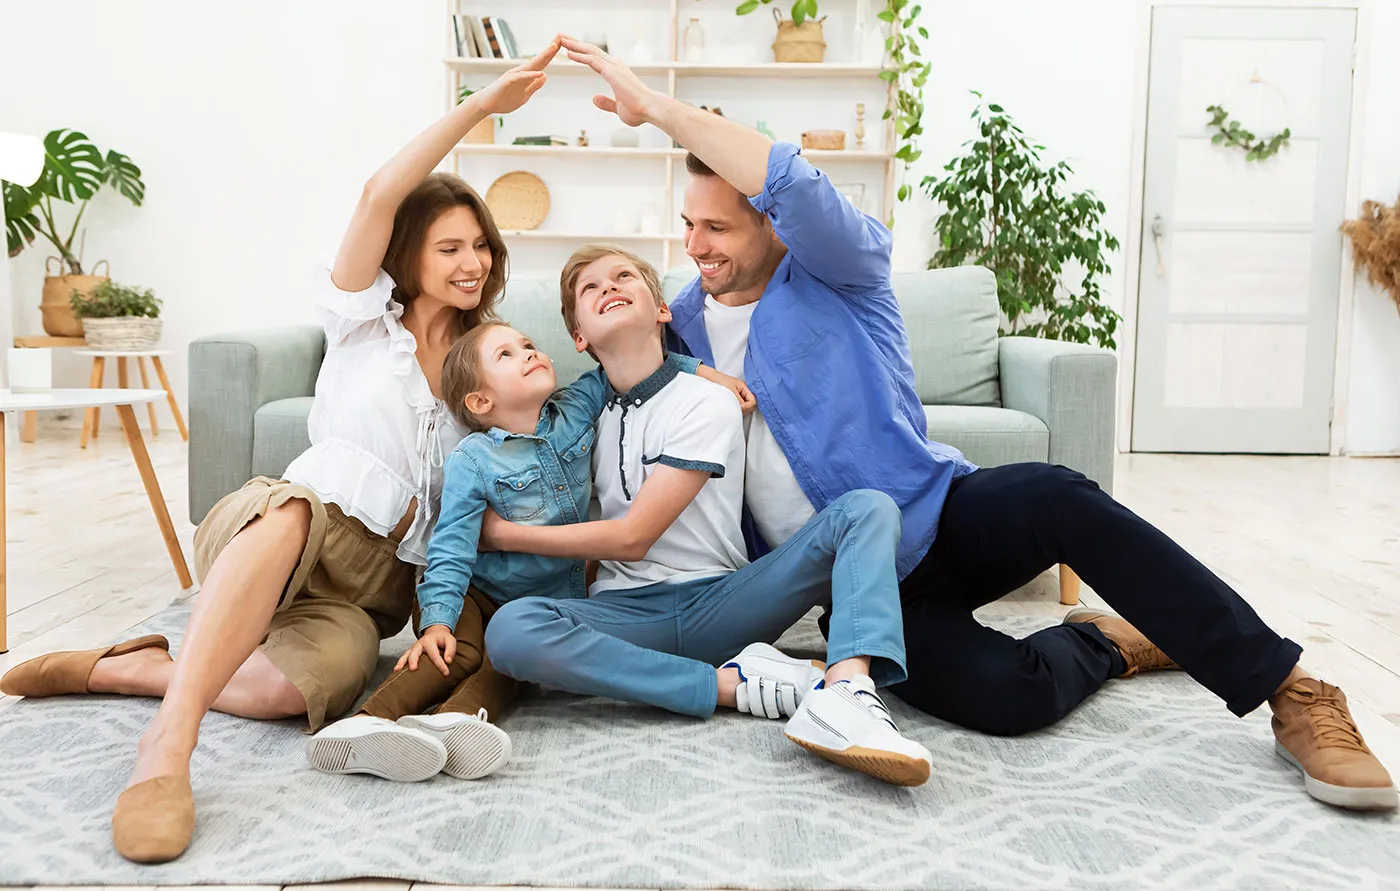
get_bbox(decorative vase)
[683,18,705,63]
[772,10,827,63]
[40,257,109,338]
[852,0,872,64]
[79,316,162,351]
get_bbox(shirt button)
[556,485,566,492]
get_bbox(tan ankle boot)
[1063,609,1179,677]
[1272,678,1398,810]
[0,634,169,698]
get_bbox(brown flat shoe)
[112,775,195,863]
[0,634,169,698]
[1272,678,1398,810]
[1063,609,1179,677]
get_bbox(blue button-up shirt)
[417,359,700,631]
[665,143,976,580]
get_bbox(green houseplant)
[69,279,163,350]
[923,96,1120,349]
[2,128,145,336]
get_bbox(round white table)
[0,388,194,652]
[72,349,187,447]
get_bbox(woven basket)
[485,171,550,230]
[772,10,827,63]
[801,129,846,150]
[80,317,162,351]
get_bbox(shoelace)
[1287,683,1372,754]
[1120,638,1177,676]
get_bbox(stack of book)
[453,15,520,59]
[512,136,571,147]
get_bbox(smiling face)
[563,250,671,357]
[414,204,494,311]
[682,172,784,299]
[470,324,557,417]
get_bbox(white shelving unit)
[445,0,896,270]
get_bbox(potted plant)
[923,96,1121,349]
[737,0,827,63]
[2,128,145,337]
[69,279,162,350]
[1341,193,1400,315]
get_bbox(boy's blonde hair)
[559,245,666,351]
[441,320,511,432]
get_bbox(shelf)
[499,230,684,242]
[445,58,894,78]
[454,143,893,160]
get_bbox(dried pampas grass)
[1342,193,1400,313]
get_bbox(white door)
[1132,6,1356,453]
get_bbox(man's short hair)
[685,152,717,177]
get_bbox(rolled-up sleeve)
[748,143,892,294]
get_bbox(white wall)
[2,0,1396,450]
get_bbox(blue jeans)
[485,489,907,717]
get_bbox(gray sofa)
[189,265,1116,532]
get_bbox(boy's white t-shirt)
[590,358,750,594]
[703,295,817,549]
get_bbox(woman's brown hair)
[381,172,508,334]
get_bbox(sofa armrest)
[188,326,325,524]
[998,337,1117,494]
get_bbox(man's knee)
[832,488,901,528]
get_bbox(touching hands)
[469,36,561,115]
[560,35,661,127]
[394,624,457,676]
[697,365,758,415]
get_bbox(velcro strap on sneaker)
[737,678,797,719]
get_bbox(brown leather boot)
[0,634,169,697]
[1272,678,1398,810]
[1063,609,1180,677]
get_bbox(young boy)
[482,245,934,786]
[305,319,748,782]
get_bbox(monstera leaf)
[3,181,42,257]
[102,150,145,205]
[38,129,104,203]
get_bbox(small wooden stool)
[74,350,188,448]
[1059,565,1082,606]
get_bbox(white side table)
[1,388,195,653]
[73,350,187,448]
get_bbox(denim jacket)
[416,356,701,631]
[666,143,976,579]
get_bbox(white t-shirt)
[590,358,749,594]
[703,296,817,549]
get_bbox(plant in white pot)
[69,280,162,350]
[2,128,145,337]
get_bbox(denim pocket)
[494,467,547,521]
[561,426,597,489]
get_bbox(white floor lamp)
[0,131,46,390]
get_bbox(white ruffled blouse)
[282,267,466,566]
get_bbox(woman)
[0,39,562,864]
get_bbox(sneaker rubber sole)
[786,734,931,787]
[1275,741,1399,810]
[304,727,446,782]
[398,715,512,780]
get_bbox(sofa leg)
[1059,565,1081,606]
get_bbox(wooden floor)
[2,427,1399,890]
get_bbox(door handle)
[1150,214,1167,277]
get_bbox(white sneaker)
[396,708,512,780]
[304,714,447,782]
[784,675,933,786]
[721,642,827,719]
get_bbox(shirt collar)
[605,353,684,409]
[485,408,551,445]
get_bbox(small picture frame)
[835,182,867,213]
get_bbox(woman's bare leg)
[89,499,314,789]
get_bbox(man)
[556,35,1396,810]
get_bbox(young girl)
[0,42,562,864]
[304,314,753,782]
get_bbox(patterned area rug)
[0,604,1396,890]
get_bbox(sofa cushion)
[252,397,314,479]
[924,405,1048,469]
